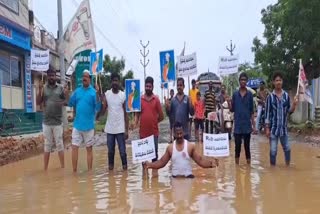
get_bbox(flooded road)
[0,135,320,214]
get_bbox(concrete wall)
[290,78,320,123]
[290,89,309,124]
[1,85,24,109]
[0,0,29,30]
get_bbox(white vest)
[172,140,193,177]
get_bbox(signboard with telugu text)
[177,52,197,77]
[131,135,156,163]
[203,133,230,157]
[31,49,50,71]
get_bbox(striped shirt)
[204,89,216,112]
[265,90,291,137]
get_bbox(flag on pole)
[297,59,313,104]
[61,0,96,63]
[174,42,186,86]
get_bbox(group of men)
[38,70,218,176]
[38,68,298,177]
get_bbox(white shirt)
[104,90,125,134]
[172,140,193,177]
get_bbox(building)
[0,1,69,136]
[0,0,43,136]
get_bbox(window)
[0,54,10,85]
[0,52,22,87]
[0,0,19,14]
[10,57,21,87]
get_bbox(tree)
[252,0,320,90]
[222,62,266,94]
[99,54,134,91]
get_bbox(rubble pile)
[0,128,72,166]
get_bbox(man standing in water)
[166,78,194,140]
[256,81,269,132]
[204,81,217,134]
[166,89,175,143]
[143,122,219,178]
[265,72,298,166]
[227,72,256,165]
[69,70,101,172]
[135,76,164,163]
[101,72,128,170]
[37,69,69,170]
[189,79,199,138]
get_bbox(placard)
[132,135,156,163]
[203,133,230,157]
[125,79,141,112]
[30,49,49,71]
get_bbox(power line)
[94,0,141,51]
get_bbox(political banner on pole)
[30,49,50,71]
[90,49,103,75]
[298,59,313,104]
[218,55,239,76]
[125,79,141,112]
[61,0,96,63]
[177,52,197,77]
[159,50,175,84]
[132,135,156,163]
[203,133,230,157]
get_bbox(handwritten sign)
[218,55,239,76]
[31,49,50,71]
[132,135,156,163]
[203,133,230,157]
[177,52,197,77]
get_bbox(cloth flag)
[298,59,313,104]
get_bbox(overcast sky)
[32,0,277,95]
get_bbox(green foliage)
[252,0,320,90]
[222,63,266,94]
[99,54,134,91]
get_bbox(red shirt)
[139,94,163,138]
[195,99,205,119]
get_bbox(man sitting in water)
[143,122,219,178]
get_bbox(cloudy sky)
[32,0,277,94]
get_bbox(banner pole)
[296,59,301,96]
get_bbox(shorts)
[72,128,95,147]
[43,124,64,152]
[194,119,204,130]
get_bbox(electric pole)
[226,40,236,94]
[57,0,67,131]
[57,0,65,85]
[140,40,150,80]
[226,40,236,56]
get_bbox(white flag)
[298,59,313,104]
[174,42,186,86]
[61,0,96,63]
[66,59,79,76]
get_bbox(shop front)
[0,16,42,135]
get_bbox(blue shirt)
[69,85,101,131]
[170,95,194,137]
[232,90,254,134]
[265,90,291,137]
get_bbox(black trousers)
[205,111,214,134]
[234,134,251,160]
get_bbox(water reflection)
[0,137,320,213]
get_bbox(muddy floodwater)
[0,135,320,214]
